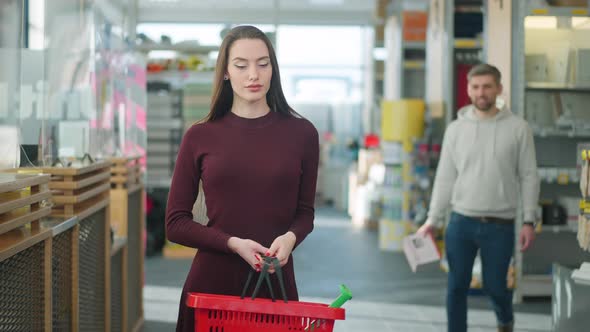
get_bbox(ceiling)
[138,0,378,25]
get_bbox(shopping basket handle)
[240,256,288,303]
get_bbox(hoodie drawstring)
[493,117,497,157]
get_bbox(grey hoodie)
[426,105,540,227]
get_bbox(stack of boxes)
[378,99,425,252]
[182,81,213,130]
[146,85,184,187]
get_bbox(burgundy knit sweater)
[165,110,319,331]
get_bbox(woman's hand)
[227,237,269,271]
[266,231,297,271]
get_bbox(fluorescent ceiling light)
[524,16,557,29]
[309,0,344,5]
[572,17,590,29]
[373,47,387,61]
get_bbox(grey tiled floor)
[142,207,552,331]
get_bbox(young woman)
[165,25,320,331]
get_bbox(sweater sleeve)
[165,128,232,253]
[288,122,319,248]
[518,123,540,223]
[426,123,458,228]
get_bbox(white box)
[525,91,554,127]
[0,125,20,169]
[403,233,441,272]
[526,54,548,82]
[58,121,90,158]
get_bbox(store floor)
[143,207,552,331]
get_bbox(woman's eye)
[259,63,269,68]
[235,65,246,69]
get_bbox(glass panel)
[0,1,24,168]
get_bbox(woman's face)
[226,38,273,104]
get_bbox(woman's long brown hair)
[204,25,298,122]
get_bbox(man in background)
[418,63,539,332]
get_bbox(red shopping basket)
[187,292,345,331]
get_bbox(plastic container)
[187,293,345,332]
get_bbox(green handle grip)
[329,284,352,308]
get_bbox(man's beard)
[472,97,495,112]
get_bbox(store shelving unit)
[511,0,590,302]
[443,0,485,126]
[384,0,429,100]
[109,156,145,332]
[136,43,218,54]
[145,84,184,189]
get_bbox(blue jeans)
[445,212,515,332]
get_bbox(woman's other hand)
[266,231,296,272]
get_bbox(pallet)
[110,156,142,189]
[36,161,111,219]
[0,173,52,236]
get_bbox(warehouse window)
[276,25,366,103]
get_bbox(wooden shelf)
[52,182,111,205]
[37,160,111,176]
[51,196,109,220]
[0,191,51,215]
[0,206,52,234]
[0,173,50,194]
[0,173,51,236]
[31,162,112,219]
[48,171,110,190]
[110,157,143,190]
[0,227,52,262]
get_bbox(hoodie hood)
[457,104,512,121]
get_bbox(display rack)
[443,0,485,125]
[111,156,142,190]
[512,0,590,302]
[109,156,145,332]
[146,83,184,189]
[384,0,428,100]
[37,161,111,219]
[111,236,128,332]
[33,162,112,329]
[42,216,80,332]
[0,173,51,234]
[0,173,53,330]
[0,226,52,331]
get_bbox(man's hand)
[417,223,434,237]
[227,237,269,271]
[519,224,536,252]
[266,231,297,272]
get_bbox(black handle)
[240,256,288,303]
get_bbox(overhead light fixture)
[572,17,590,29]
[309,0,344,5]
[524,16,557,29]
